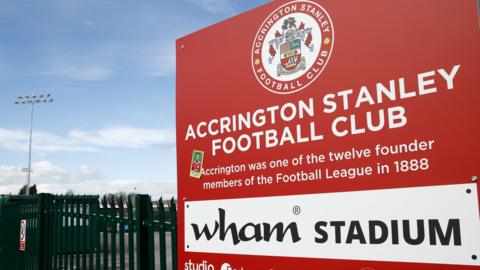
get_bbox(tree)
[18,184,37,195]
[18,185,27,195]
[29,185,37,195]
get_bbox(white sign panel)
[185,184,480,266]
[19,219,26,251]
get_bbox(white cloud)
[0,128,98,153]
[79,164,103,180]
[47,64,112,81]
[39,2,204,79]
[140,43,176,77]
[0,164,24,184]
[70,127,175,149]
[45,54,112,81]
[44,41,176,79]
[0,161,70,194]
[31,160,71,183]
[0,126,175,154]
[0,161,176,198]
[187,0,235,14]
[83,20,94,27]
[0,165,27,195]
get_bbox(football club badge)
[252,0,334,94]
[190,150,204,178]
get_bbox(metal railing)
[0,193,177,270]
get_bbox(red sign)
[19,219,26,251]
[176,1,480,269]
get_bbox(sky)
[0,0,270,198]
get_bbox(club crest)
[252,1,334,94]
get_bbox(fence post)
[170,198,178,270]
[37,193,49,270]
[127,197,135,270]
[146,197,155,269]
[158,198,167,270]
[135,194,151,270]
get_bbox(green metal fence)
[0,193,177,270]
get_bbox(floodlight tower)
[15,94,54,195]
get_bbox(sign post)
[176,1,480,269]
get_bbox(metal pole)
[26,102,34,195]
[15,94,53,195]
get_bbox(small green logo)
[190,150,204,178]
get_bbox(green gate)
[0,194,178,270]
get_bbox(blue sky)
[0,0,269,197]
